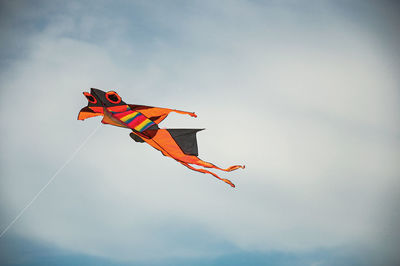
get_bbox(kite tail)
[192,159,245,172]
[180,162,235,188]
[172,109,197,117]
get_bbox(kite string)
[0,124,101,240]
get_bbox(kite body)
[78,88,244,187]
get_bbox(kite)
[78,88,244,187]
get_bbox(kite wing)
[78,106,103,120]
[129,104,196,124]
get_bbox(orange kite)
[78,88,244,187]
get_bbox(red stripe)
[113,110,134,119]
[128,114,147,128]
[89,107,103,113]
[108,105,129,113]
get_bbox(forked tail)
[179,162,236,187]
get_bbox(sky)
[0,0,399,265]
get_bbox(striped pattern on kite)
[112,110,155,132]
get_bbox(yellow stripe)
[121,112,138,122]
[135,119,152,131]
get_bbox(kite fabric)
[78,88,245,187]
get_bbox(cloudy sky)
[1,0,399,265]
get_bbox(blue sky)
[1,1,399,265]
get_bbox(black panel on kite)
[167,129,204,156]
